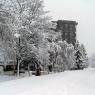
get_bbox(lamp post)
[14,33,20,77]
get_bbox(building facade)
[52,20,78,45]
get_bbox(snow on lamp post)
[14,33,20,77]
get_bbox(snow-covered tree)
[47,41,62,72]
[89,54,95,68]
[0,0,52,49]
[80,44,88,67]
[0,0,54,76]
[37,38,50,70]
[58,41,76,70]
[0,7,16,67]
[74,42,88,70]
[66,44,76,70]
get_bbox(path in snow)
[0,68,95,95]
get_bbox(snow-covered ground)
[0,75,17,82]
[0,68,95,95]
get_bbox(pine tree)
[74,42,88,70]
[75,50,83,69]
[80,44,88,68]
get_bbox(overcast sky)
[44,0,95,57]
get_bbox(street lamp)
[14,33,20,77]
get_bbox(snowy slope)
[0,68,95,95]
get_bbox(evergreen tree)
[74,42,88,70]
[75,50,83,69]
[80,44,88,68]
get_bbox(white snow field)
[0,68,95,95]
[0,75,17,82]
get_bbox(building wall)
[53,20,78,45]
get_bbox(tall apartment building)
[52,20,78,45]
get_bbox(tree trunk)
[28,64,31,76]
